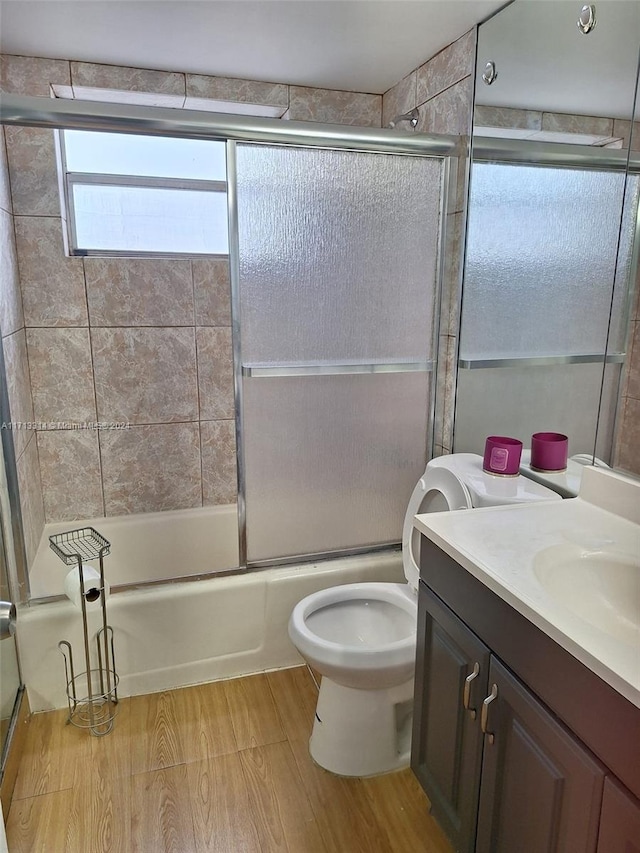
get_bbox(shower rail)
[473,135,640,172]
[0,93,459,157]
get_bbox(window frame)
[58,130,230,259]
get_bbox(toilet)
[288,452,561,777]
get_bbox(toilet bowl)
[288,452,561,777]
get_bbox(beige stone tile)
[92,327,198,424]
[0,208,23,337]
[416,77,473,137]
[37,429,104,522]
[474,104,542,132]
[439,212,464,337]
[450,150,471,215]
[541,112,613,137]
[16,435,45,569]
[2,329,34,460]
[615,397,640,476]
[71,61,185,101]
[27,328,96,422]
[193,258,231,326]
[100,422,201,515]
[0,55,70,97]
[14,216,87,327]
[433,333,457,451]
[416,30,475,105]
[200,420,237,506]
[441,334,458,452]
[0,128,12,214]
[85,258,193,326]
[196,327,234,420]
[4,126,60,216]
[187,74,288,110]
[382,71,417,129]
[288,87,381,127]
[613,119,640,151]
[625,321,640,401]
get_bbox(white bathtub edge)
[18,551,404,711]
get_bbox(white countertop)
[414,468,640,707]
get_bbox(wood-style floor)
[6,666,453,852]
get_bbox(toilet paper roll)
[64,563,109,610]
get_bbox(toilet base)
[309,675,414,777]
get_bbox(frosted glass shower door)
[235,144,443,563]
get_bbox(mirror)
[609,75,640,477]
[453,0,640,479]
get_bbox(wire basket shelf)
[49,527,111,564]
[63,668,119,736]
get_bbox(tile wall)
[615,262,640,475]
[382,30,476,455]
[0,52,386,535]
[1,54,382,126]
[0,126,45,573]
[474,104,640,147]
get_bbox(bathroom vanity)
[411,467,640,853]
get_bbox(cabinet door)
[476,658,604,853]
[412,582,490,853]
[597,777,640,853]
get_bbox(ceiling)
[0,0,504,95]
[476,0,640,119]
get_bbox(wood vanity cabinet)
[413,538,640,853]
[414,583,604,852]
[474,657,603,852]
[596,778,640,853]
[412,584,489,852]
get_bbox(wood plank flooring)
[6,667,453,853]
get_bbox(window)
[59,130,229,256]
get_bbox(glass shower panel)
[243,373,430,561]
[460,164,633,359]
[236,145,443,563]
[237,145,442,365]
[454,362,620,461]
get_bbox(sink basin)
[534,544,640,645]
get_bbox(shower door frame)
[1,93,460,581]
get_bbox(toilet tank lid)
[426,453,561,506]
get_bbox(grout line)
[415,73,471,112]
[86,280,108,517]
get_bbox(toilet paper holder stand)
[49,526,119,737]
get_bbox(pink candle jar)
[530,432,569,472]
[483,436,523,476]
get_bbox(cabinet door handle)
[463,662,481,720]
[481,683,499,744]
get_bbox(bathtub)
[19,505,404,711]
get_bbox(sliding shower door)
[234,144,444,564]
[455,162,639,460]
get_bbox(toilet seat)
[401,466,472,590]
[289,582,417,689]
